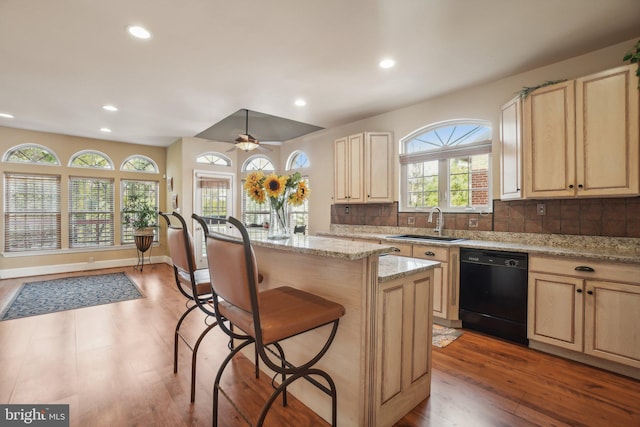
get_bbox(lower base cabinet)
[374,269,433,427]
[528,255,640,369]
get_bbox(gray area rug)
[0,273,143,321]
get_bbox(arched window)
[3,143,60,165]
[196,152,231,166]
[286,151,309,170]
[400,119,492,211]
[242,155,275,172]
[121,155,159,173]
[70,150,114,169]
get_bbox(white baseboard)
[0,256,172,279]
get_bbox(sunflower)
[264,174,287,198]
[244,171,266,203]
[289,180,310,206]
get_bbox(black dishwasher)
[459,248,528,345]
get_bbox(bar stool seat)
[219,285,346,345]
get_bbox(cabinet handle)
[574,266,595,272]
[423,251,436,256]
[576,288,583,293]
[391,247,401,252]
[578,184,583,188]
[587,290,593,295]
[569,184,574,189]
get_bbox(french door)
[193,171,234,269]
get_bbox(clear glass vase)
[267,201,290,240]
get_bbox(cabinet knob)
[392,247,401,252]
[424,251,436,256]
[587,290,593,295]
[576,288,583,293]
[578,184,584,189]
[575,266,595,272]
[569,184,574,189]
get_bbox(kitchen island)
[242,231,439,427]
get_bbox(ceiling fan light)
[235,141,259,151]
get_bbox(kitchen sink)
[386,234,467,242]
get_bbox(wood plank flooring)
[1,264,639,426]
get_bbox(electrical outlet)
[469,217,478,228]
[537,203,546,215]
[345,206,349,214]
[407,217,415,225]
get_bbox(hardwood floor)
[1,263,639,426]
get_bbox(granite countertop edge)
[378,255,441,283]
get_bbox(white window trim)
[399,119,493,213]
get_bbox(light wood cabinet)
[499,96,523,199]
[334,134,364,203]
[523,80,576,198]
[412,244,449,320]
[334,132,393,203]
[528,255,640,369]
[575,65,639,196]
[522,64,639,198]
[375,268,433,427]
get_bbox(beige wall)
[0,126,167,277]
[285,37,639,233]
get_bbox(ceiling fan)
[229,109,268,152]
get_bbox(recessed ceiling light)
[0,112,15,119]
[102,104,118,112]
[294,99,307,107]
[127,25,151,40]
[100,127,112,133]
[379,58,396,69]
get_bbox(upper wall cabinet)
[334,131,393,203]
[499,96,523,200]
[520,64,639,199]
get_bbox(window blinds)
[4,173,61,252]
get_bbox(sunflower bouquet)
[244,171,309,239]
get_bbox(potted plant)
[122,193,158,236]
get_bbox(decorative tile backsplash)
[330,198,640,238]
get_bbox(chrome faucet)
[428,206,444,236]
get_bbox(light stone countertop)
[319,227,640,265]
[378,255,440,283]
[214,228,439,280]
[228,228,394,260]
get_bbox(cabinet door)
[528,272,584,351]
[365,132,393,203]
[411,244,449,319]
[575,65,639,196]
[375,272,432,427]
[584,280,640,368]
[334,136,349,202]
[348,133,365,203]
[523,81,576,198]
[500,96,523,199]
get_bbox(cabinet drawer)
[386,242,413,257]
[411,244,449,262]
[529,255,640,284]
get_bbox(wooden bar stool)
[159,211,217,403]
[203,216,345,426]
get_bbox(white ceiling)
[1,0,639,147]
